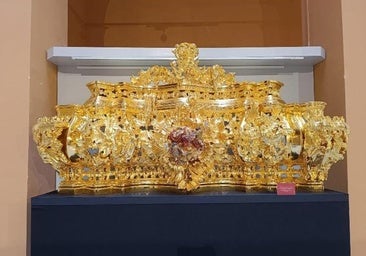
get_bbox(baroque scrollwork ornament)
[33,43,349,194]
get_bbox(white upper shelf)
[47,46,325,76]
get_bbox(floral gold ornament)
[33,43,349,194]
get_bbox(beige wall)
[68,0,109,46]
[0,1,31,255]
[27,2,67,252]
[342,0,366,254]
[0,1,67,255]
[69,0,303,47]
[28,0,67,197]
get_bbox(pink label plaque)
[277,182,296,195]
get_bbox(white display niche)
[47,46,325,106]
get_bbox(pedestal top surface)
[31,190,348,206]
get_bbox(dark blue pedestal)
[31,190,350,256]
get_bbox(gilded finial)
[131,42,235,87]
[172,42,199,68]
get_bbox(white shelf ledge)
[47,46,325,76]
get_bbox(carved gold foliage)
[33,116,70,171]
[33,43,350,194]
[131,43,235,88]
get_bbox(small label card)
[277,182,296,195]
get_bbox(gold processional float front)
[33,43,349,194]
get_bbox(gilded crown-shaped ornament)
[33,43,349,194]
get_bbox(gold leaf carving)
[33,43,349,194]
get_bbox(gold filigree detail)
[131,43,235,88]
[33,43,349,193]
